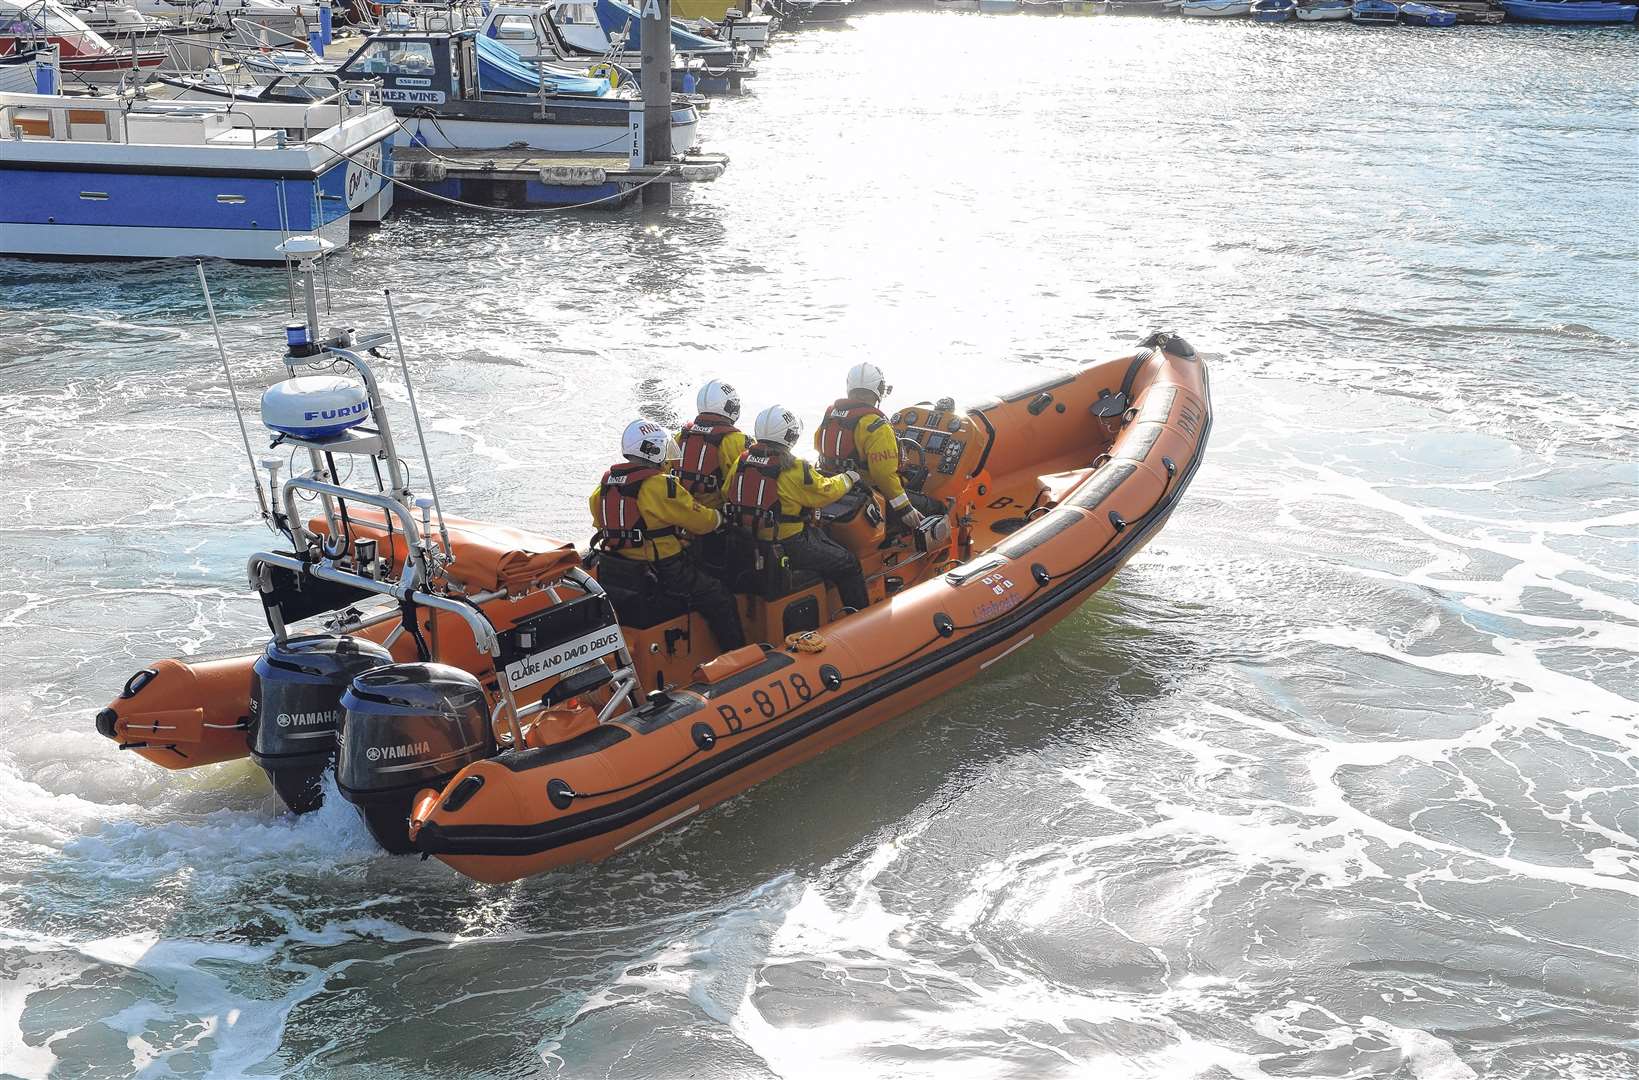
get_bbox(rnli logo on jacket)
[303,402,367,423]
[365,741,430,763]
[276,710,338,729]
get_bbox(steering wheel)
[897,434,928,473]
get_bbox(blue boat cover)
[475,35,609,96]
[1497,0,1637,20]
[1399,2,1457,21]
[593,0,724,51]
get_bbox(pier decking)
[392,146,730,208]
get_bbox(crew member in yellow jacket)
[674,378,746,512]
[725,405,869,612]
[590,419,746,652]
[814,361,943,530]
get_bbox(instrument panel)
[891,402,989,500]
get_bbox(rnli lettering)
[364,740,430,763]
[505,626,624,691]
[276,709,338,728]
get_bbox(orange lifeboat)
[94,315,1209,886]
[406,334,1211,882]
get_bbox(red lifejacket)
[675,416,738,495]
[815,397,886,469]
[593,463,676,551]
[724,443,810,533]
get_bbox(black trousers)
[600,551,746,653]
[652,552,746,653]
[782,528,869,611]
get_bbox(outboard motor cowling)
[250,634,393,814]
[337,663,496,853]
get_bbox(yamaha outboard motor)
[336,663,496,853]
[250,634,393,814]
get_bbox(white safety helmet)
[621,419,679,466]
[752,404,803,449]
[696,379,741,422]
[846,362,891,402]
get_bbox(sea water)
[0,15,1634,1079]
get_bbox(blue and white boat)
[479,4,752,95]
[169,29,702,158]
[1295,0,1352,17]
[1351,0,1399,20]
[552,0,750,68]
[0,88,396,260]
[1498,0,1636,19]
[1180,0,1253,15]
[1398,1,1457,20]
[1252,0,1297,18]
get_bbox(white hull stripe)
[614,804,702,850]
[979,633,1035,670]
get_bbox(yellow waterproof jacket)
[589,469,721,562]
[851,413,909,507]
[731,446,856,542]
[770,458,853,541]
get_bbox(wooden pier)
[391,147,731,209]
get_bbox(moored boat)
[1251,0,1296,18]
[1351,0,1399,20]
[551,0,751,69]
[479,3,752,96]
[765,0,854,20]
[1295,0,1352,16]
[691,6,776,48]
[1062,0,1109,11]
[168,28,703,159]
[1181,0,1252,14]
[66,2,224,69]
[0,0,166,84]
[1398,0,1456,20]
[1497,0,1636,19]
[0,89,394,259]
[94,258,1212,884]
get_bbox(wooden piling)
[641,0,674,207]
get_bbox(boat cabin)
[334,30,476,106]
